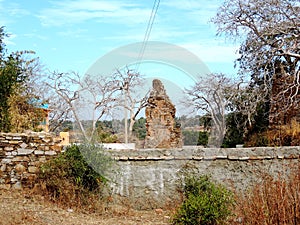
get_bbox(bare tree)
[113,69,149,143]
[45,71,120,142]
[46,69,149,143]
[212,0,300,126]
[186,73,242,147]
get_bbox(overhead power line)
[135,0,160,72]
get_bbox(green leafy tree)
[0,27,41,132]
[222,112,245,148]
[182,130,208,146]
[95,120,118,143]
[132,117,146,140]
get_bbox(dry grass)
[231,162,300,225]
[267,119,300,146]
[0,189,171,225]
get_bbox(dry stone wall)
[0,132,62,189]
[1,132,299,211]
[108,146,300,209]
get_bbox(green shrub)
[38,144,113,211]
[172,175,234,225]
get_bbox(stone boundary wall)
[110,146,300,161]
[1,138,299,209]
[0,132,62,189]
[108,146,300,209]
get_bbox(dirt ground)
[0,189,172,225]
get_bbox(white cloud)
[161,0,220,24]
[0,1,30,26]
[24,33,48,41]
[180,41,240,63]
[57,28,88,38]
[162,0,218,11]
[38,0,151,27]
[105,28,197,43]
[7,3,29,17]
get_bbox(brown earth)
[0,189,172,225]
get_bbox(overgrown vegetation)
[231,163,300,224]
[172,175,234,225]
[0,27,43,132]
[38,144,113,212]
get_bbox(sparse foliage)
[113,69,149,143]
[46,71,120,141]
[186,73,242,147]
[46,69,148,143]
[212,0,300,127]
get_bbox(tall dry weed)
[231,163,300,224]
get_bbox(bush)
[38,144,112,211]
[172,175,234,225]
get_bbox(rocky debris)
[144,79,182,148]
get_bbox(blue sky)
[1,0,239,78]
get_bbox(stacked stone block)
[0,132,62,189]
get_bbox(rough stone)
[1,158,12,164]
[0,164,6,172]
[12,181,22,189]
[45,151,57,156]
[17,148,34,155]
[4,147,14,151]
[15,164,26,173]
[20,142,28,149]
[34,150,44,155]
[12,156,30,162]
[10,177,18,183]
[12,136,22,140]
[39,156,47,162]
[28,166,39,173]
[9,140,20,145]
[144,79,182,149]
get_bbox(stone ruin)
[144,79,182,148]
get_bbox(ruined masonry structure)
[144,79,182,148]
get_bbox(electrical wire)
[135,0,160,72]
